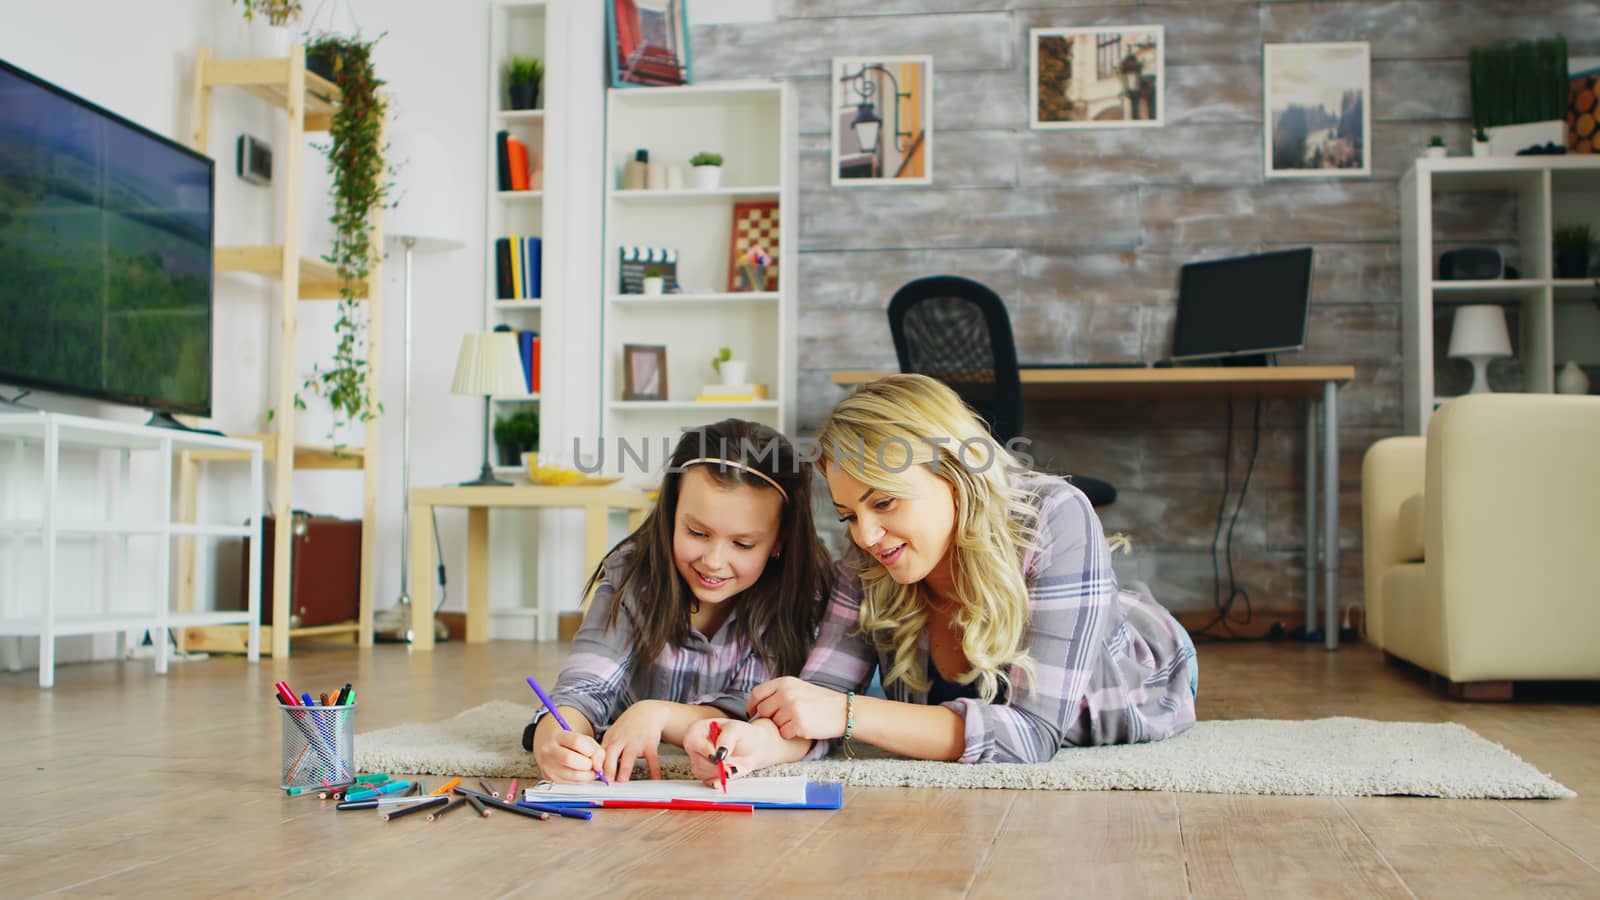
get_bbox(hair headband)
[679,458,789,503]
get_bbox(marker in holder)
[279,701,357,789]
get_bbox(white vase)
[719,360,748,386]
[1425,145,1448,158]
[1556,360,1591,395]
[1486,120,1566,156]
[1471,139,1491,158]
[642,276,664,296]
[690,165,722,190]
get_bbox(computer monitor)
[1170,248,1314,363]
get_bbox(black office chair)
[886,276,1117,508]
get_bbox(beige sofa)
[1361,393,1600,696]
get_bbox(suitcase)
[238,513,362,627]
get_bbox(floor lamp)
[375,130,464,643]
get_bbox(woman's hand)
[532,716,606,784]
[682,718,767,787]
[600,700,670,782]
[746,676,848,741]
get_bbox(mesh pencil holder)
[279,703,357,789]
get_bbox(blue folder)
[526,780,842,810]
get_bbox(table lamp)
[1447,304,1513,394]
[452,331,529,486]
[376,129,465,643]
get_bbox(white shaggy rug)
[355,700,1573,800]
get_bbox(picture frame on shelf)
[622,343,668,400]
[727,201,780,292]
[1029,26,1164,130]
[607,0,692,89]
[1264,42,1371,178]
[831,55,932,186]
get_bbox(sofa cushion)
[1396,492,1425,562]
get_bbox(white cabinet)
[601,81,797,469]
[0,413,263,687]
[1400,156,1600,434]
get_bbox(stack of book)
[695,383,768,403]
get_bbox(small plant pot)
[1424,145,1448,158]
[718,360,748,387]
[306,47,339,82]
[1554,250,1590,279]
[642,276,664,296]
[1471,140,1491,158]
[509,84,539,110]
[690,165,722,190]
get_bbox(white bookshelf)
[1400,155,1600,433]
[600,81,797,477]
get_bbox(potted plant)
[1425,135,1448,158]
[1469,36,1569,155]
[711,346,747,387]
[299,32,391,447]
[506,56,543,110]
[1553,223,1594,279]
[231,0,301,25]
[1471,126,1491,157]
[493,409,539,467]
[642,266,665,296]
[689,151,723,189]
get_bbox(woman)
[682,374,1196,777]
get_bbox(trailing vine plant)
[299,32,393,445]
[231,0,302,26]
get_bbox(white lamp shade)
[451,332,527,396]
[385,129,467,250]
[1447,305,1513,359]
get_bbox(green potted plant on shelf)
[1424,135,1447,158]
[711,346,746,387]
[642,266,665,296]
[231,0,301,25]
[299,31,392,448]
[506,56,543,110]
[1468,36,1569,155]
[689,151,723,190]
[494,409,540,467]
[1554,223,1594,279]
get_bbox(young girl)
[523,418,833,783]
[683,375,1197,780]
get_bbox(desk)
[408,485,654,649]
[831,366,1356,649]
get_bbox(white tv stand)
[0,412,263,687]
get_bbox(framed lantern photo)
[1030,26,1164,129]
[831,55,933,186]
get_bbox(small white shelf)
[496,109,545,122]
[611,186,780,201]
[494,299,543,310]
[610,292,778,306]
[496,190,543,202]
[608,400,780,412]
[609,80,781,100]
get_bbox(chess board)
[726,201,780,292]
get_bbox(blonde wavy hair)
[818,373,1039,701]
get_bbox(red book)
[531,336,541,393]
[506,138,530,191]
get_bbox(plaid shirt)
[529,545,775,739]
[801,474,1197,763]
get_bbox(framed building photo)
[1030,26,1164,129]
[622,343,668,401]
[607,0,692,88]
[831,55,933,186]
[1264,42,1370,178]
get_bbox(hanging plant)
[231,0,302,26]
[300,32,393,445]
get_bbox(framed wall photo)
[622,343,668,401]
[727,201,780,292]
[1030,26,1164,129]
[607,0,692,88]
[831,55,933,186]
[1264,42,1371,178]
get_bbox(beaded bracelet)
[842,691,856,757]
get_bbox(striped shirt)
[800,474,1197,763]
[528,545,777,740]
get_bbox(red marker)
[708,721,728,794]
[598,799,752,812]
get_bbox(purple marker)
[526,675,609,785]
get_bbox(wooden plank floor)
[2,639,1597,898]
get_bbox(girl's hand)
[683,718,765,787]
[600,700,669,782]
[746,676,848,741]
[533,720,606,784]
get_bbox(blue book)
[526,237,542,299]
[748,781,843,810]
[518,331,534,392]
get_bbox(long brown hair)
[584,419,832,676]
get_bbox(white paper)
[525,775,809,805]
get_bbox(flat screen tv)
[0,57,214,418]
[1170,247,1314,363]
